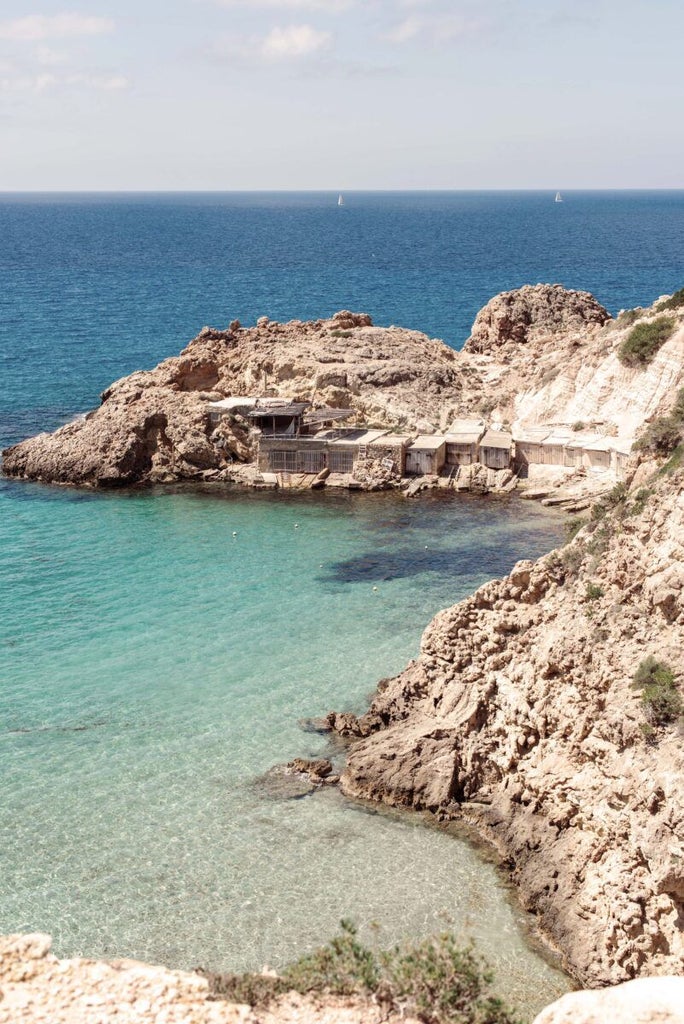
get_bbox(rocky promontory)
[3,284,684,488]
[330,460,684,987]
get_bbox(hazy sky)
[1,0,682,189]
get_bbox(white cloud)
[385,12,487,45]
[0,70,128,94]
[0,13,114,43]
[35,46,69,66]
[260,23,332,58]
[385,15,422,43]
[65,72,129,90]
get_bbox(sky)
[0,0,683,190]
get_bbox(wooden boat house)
[405,436,446,476]
[478,430,512,470]
[444,419,485,466]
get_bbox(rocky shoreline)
[3,283,684,1012]
[5,283,682,499]
[324,466,684,987]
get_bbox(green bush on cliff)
[631,657,683,728]
[205,921,521,1024]
[656,286,684,312]
[634,388,684,459]
[618,316,675,367]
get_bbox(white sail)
[338,194,344,206]
[555,191,563,203]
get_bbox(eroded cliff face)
[3,284,684,488]
[334,470,684,986]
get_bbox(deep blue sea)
[1,191,683,1017]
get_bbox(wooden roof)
[408,435,447,451]
[247,403,310,418]
[479,430,512,449]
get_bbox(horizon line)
[1,186,684,194]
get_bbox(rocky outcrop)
[465,284,611,354]
[333,468,684,987]
[532,976,684,1024]
[0,934,416,1024]
[1,311,463,487]
[4,286,684,489]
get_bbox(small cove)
[0,482,571,1018]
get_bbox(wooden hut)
[513,427,550,470]
[582,437,613,471]
[540,432,573,467]
[478,430,512,470]
[563,433,601,469]
[247,402,310,437]
[444,419,485,466]
[610,439,633,480]
[405,435,446,476]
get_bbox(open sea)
[2,191,684,1018]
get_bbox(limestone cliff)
[3,285,684,488]
[332,466,684,987]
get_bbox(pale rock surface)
[0,935,416,1024]
[334,468,684,987]
[532,976,684,1023]
[4,286,684,488]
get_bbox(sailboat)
[337,193,344,207]
[555,191,563,203]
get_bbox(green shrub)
[626,487,652,517]
[660,443,684,475]
[656,286,684,312]
[564,516,587,541]
[618,316,675,366]
[585,582,604,601]
[617,308,642,327]
[590,482,627,522]
[571,421,586,432]
[634,416,683,456]
[330,329,352,338]
[205,922,521,1024]
[586,522,612,556]
[631,657,683,728]
[672,387,684,421]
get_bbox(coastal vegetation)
[206,921,521,1024]
[618,316,675,366]
[634,387,684,466]
[656,285,684,312]
[631,657,683,730]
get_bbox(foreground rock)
[333,465,684,987]
[4,285,684,488]
[0,934,416,1024]
[532,976,684,1024]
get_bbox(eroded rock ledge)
[330,467,684,987]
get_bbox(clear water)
[0,483,568,1016]
[3,191,683,1017]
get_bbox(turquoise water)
[6,190,680,1015]
[0,482,568,1015]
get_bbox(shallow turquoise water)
[0,481,569,1016]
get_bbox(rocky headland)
[328,457,684,987]
[3,284,684,490]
